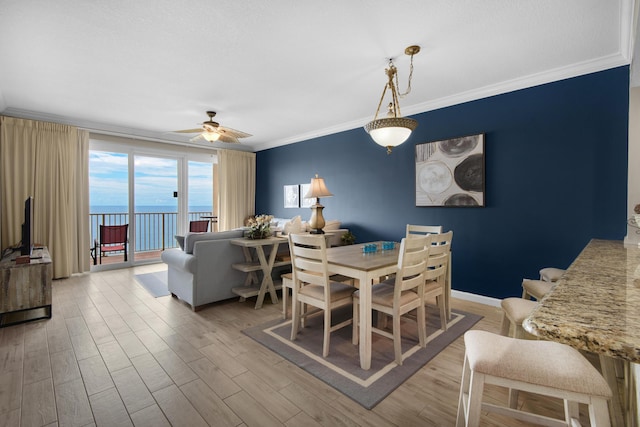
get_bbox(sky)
[89,151,213,209]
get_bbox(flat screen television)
[21,196,34,256]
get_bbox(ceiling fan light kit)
[365,45,420,155]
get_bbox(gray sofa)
[161,225,350,311]
[161,230,248,310]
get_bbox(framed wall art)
[415,133,485,207]
[300,183,314,208]
[284,184,300,208]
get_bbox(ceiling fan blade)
[218,126,252,139]
[217,133,240,143]
[173,128,203,133]
[189,134,205,142]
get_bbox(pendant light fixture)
[364,45,420,154]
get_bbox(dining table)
[523,239,640,426]
[325,241,402,370]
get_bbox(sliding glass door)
[89,139,216,269]
[134,155,179,263]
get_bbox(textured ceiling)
[0,0,636,152]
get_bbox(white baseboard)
[452,289,501,308]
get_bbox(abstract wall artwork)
[415,134,485,207]
[284,184,300,208]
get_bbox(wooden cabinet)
[0,247,52,327]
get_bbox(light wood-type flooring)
[0,264,602,426]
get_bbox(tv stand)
[0,246,52,327]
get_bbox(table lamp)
[304,174,333,234]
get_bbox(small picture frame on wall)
[284,184,300,208]
[415,133,485,207]
[300,183,314,208]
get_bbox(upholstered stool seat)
[500,297,538,338]
[540,267,566,282]
[521,278,554,301]
[457,330,612,427]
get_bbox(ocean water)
[90,205,213,251]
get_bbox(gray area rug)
[134,271,170,297]
[243,305,482,409]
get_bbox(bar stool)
[540,267,566,282]
[500,297,538,339]
[521,278,553,301]
[457,330,612,427]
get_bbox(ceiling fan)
[173,111,252,143]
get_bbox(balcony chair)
[189,220,210,232]
[95,224,128,264]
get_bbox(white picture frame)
[300,183,314,208]
[284,184,299,208]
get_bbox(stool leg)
[500,312,511,336]
[589,398,612,427]
[466,371,485,426]
[456,356,471,427]
[564,400,579,424]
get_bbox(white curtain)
[217,149,255,231]
[0,116,91,278]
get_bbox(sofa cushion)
[175,235,185,250]
[324,220,341,231]
[183,229,244,254]
[283,215,303,235]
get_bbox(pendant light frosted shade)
[365,117,418,148]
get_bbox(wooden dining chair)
[406,224,442,237]
[353,235,431,365]
[289,233,355,357]
[423,231,453,331]
[189,220,209,232]
[96,224,128,264]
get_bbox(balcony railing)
[90,211,213,255]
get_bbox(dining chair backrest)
[189,220,209,232]
[289,233,330,290]
[394,235,432,294]
[424,231,452,281]
[406,224,442,238]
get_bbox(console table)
[0,246,52,327]
[230,237,290,309]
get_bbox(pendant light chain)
[397,52,415,98]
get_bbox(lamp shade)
[304,175,333,198]
[365,117,418,148]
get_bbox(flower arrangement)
[635,204,640,215]
[246,214,274,239]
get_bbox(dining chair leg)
[436,295,447,331]
[323,308,331,357]
[417,303,426,347]
[352,298,359,345]
[393,310,403,365]
[291,299,301,341]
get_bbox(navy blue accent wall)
[256,67,629,299]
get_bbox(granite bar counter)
[523,239,640,362]
[524,239,640,426]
